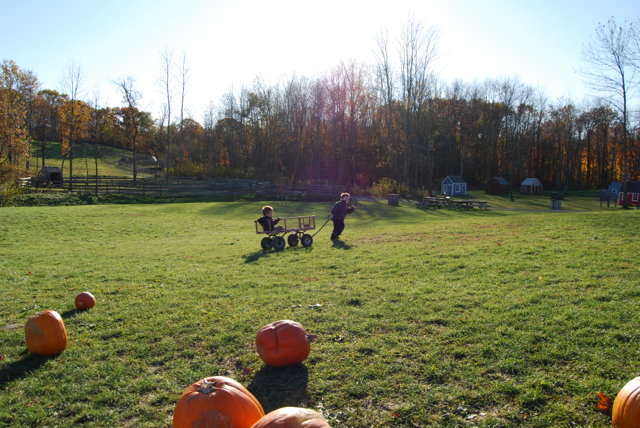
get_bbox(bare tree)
[88,86,102,193]
[113,76,142,183]
[156,46,175,184]
[579,17,638,208]
[177,50,191,183]
[373,28,398,175]
[59,59,85,191]
[203,100,216,179]
[398,16,442,185]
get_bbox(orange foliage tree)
[0,60,35,195]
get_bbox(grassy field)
[1,199,638,427]
[28,141,139,178]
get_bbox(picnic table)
[448,199,489,210]
[420,197,446,209]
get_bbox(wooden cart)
[255,216,316,250]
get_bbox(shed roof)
[623,181,640,193]
[40,166,62,173]
[491,177,509,185]
[521,178,541,186]
[444,176,466,184]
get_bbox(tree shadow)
[247,364,309,412]
[0,352,53,388]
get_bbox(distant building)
[441,176,467,196]
[36,166,64,188]
[486,177,509,195]
[520,178,543,195]
[618,181,640,206]
[608,181,622,195]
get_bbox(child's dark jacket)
[331,200,355,220]
[257,216,280,232]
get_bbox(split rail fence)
[22,176,345,198]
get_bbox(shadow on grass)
[247,364,309,412]
[60,309,82,319]
[244,246,315,263]
[0,353,53,388]
[331,239,353,250]
[244,250,275,263]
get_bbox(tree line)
[2,17,639,199]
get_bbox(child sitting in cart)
[257,205,284,232]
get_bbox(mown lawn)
[0,200,638,427]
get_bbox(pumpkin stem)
[307,333,318,342]
[196,380,220,395]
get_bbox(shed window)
[633,193,639,202]
[455,184,461,192]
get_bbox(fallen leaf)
[240,367,253,377]
[596,392,612,413]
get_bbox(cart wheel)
[287,234,299,247]
[261,237,273,250]
[272,236,286,251]
[301,234,313,247]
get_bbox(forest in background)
[2,17,639,198]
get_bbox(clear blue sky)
[2,0,638,120]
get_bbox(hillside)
[28,141,155,178]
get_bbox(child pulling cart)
[255,216,316,250]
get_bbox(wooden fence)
[22,176,344,197]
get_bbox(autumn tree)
[32,89,65,170]
[59,99,90,180]
[0,60,34,190]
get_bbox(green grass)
[454,190,612,212]
[1,200,638,427]
[28,141,138,177]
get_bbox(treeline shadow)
[247,364,309,413]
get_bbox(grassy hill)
[28,141,150,178]
[1,200,637,427]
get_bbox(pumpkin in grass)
[74,292,96,310]
[25,310,68,356]
[250,407,331,428]
[612,376,640,428]
[172,376,264,428]
[256,320,317,367]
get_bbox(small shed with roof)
[608,181,622,196]
[520,178,543,195]
[441,176,467,196]
[486,177,509,195]
[618,181,640,206]
[36,166,64,188]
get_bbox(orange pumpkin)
[172,376,264,428]
[250,407,331,428]
[256,320,317,367]
[74,292,96,310]
[25,310,68,356]
[612,376,640,428]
